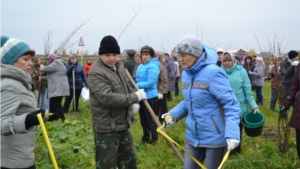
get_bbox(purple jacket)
[164,57,176,92]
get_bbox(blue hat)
[1,35,35,65]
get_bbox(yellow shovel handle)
[37,113,58,169]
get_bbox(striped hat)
[1,35,35,65]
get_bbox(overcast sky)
[1,0,299,55]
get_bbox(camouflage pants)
[94,130,137,169]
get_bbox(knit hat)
[69,53,78,58]
[48,54,57,63]
[140,45,155,57]
[256,57,264,62]
[99,35,120,55]
[177,35,203,57]
[1,35,35,65]
[288,50,298,59]
[126,49,136,57]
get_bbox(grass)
[35,81,300,169]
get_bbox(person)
[222,52,259,155]
[248,57,265,105]
[161,35,240,169]
[135,53,142,64]
[216,48,225,67]
[63,53,88,113]
[124,49,138,78]
[267,61,274,74]
[84,59,94,78]
[30,55,50,110]
[157,53,168,123]
[88,35,147,169]
[279,50,299,103]
[267,57,283,111]
[234,55,241,65]
[278,61,300,159]
[243,55,255,88]
[40,54,69,122]
[172,54,180,97]
[1,35,48,169]
[135,45,160,144]
[164,53,176,101]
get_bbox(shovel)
[71,67,79,115]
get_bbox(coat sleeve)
[66,64,73,76]
[252,66,264,78]
[284,66,299,109]
[241,68,258,110]
[1,90,28,135]
[81,67,88,86]
[137,65,160,90]
[40,61,58,73]
[169,101,188,122]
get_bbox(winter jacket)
[1,64,37,168]
[170,44,240,148]
[157,64,168,94]
[267,65,280,90]
[124,57,139,78]
[66,61,88,90]
[280,58,296,87]
[84,63,94,76]
[223,63,258,118]
[285,63,300,129]
[40,56,69,99]
[244,63,255,84]
[30,61,47,90]
[174,61,180,77]
[135,58,160,99]
[88,59,139,133]
[252,64,265,87]
[164,56,176,92]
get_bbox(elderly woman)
[161,35,240,169]
[40,54,69,122]
[1,35,47,169]
[248,57,266,105]
[222,52,259,155]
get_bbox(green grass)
[35,81,300,169]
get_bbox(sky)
[1,0,300,55]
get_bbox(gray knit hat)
[177,35,203,57]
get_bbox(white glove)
[130,103,140,114]
[161,112,175,127]
[226,139,240,150]
[292,61,299,66]
[158,93,163,100]
[253,109,260,114]
[135,89,147,101]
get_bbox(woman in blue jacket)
[63,53,88,113]
[222,52,259,155]
[135,45,160,144]
[161,35,240,169]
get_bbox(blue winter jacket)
[135,58,160,99]
[222,63,258,118]
[170,44,240,148]
[66,61,88,90]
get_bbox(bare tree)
[43,30,54,56]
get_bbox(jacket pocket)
[210,117,221,134]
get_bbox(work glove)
[278,106,286,113]
[135,89,147,101]
[25,109,48,129]
[248,71,253,75]
[130,103,140,115]
[292,61,299,66]
[158,93,163,100]
[253,109,260,114]
[226,139,240,150]
[161,112,175,127]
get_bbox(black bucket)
[241,119,264,137]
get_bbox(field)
[34,81,300,169]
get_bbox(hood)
[149,57,160,68]
[1,64,32,86]
[184,44,218,75]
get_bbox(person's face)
[135,55,141,62]
[255,60,261,66]
[70,56,77,64]
[87,59,91,64]
[223,59,233,69]
[35,58,41,65]
[141,52,152,63]
[235,58,239,63]
[100,53,119,67]
[252,57,256,63]
[13,54,33,74]
[246,58,251,64]
[217,52,223,61]
[164,54,168,61]
[178,53,198,69]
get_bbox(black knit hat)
[288,50,299,59]
[140,45,155,57]
[99,35,120,55]
[126,49,136,57]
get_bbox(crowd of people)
[1,34,299,169]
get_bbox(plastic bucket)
[244,112,264,128]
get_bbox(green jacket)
[223,63,258,118]
[88,59,139,133]
[1,64,38,168]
